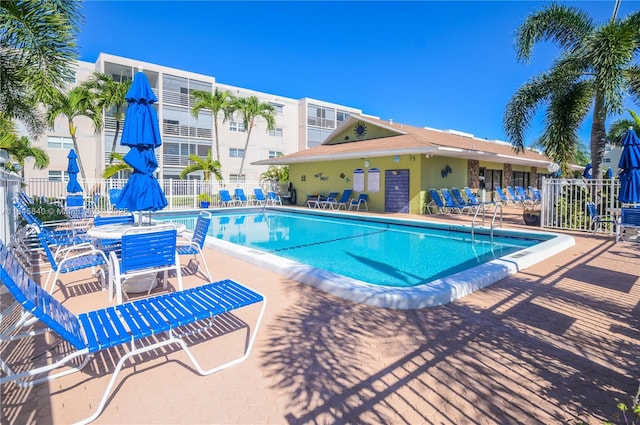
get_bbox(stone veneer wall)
[503,164,512,187]
[530,167,538,188]
[467,160,479,189]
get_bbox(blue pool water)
[154,208,572,308]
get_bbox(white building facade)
[26,53,364,183]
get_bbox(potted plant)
[198,193,212,208]
[522,202,541,226]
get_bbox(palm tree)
[191,88,234,162]
[608,109,640,146]
[504,3,640,177]
[0,0,81,137]
[230,96,276,178]
[102,152,132,178]
[5,136,49,179]
[179,149,222,181]
[84,72,131,164]
[46,86,102,182]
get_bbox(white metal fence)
[0,170,22,244]
[540,178,620,233]
[23,178,286,212]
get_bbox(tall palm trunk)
[108,120,121,164]
[589,91,607,180]
[238,119,254,177]
[213,119,221,162]
[67,119,87,184]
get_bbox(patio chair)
[0,239,266,425]
[586,202,617,235]
[14,199,92,246]
[108,188,122,211]
[177,211,212,281]
[463,187,483,206]
[218,189,237,207]
[427,188,448,214]
[317,192,339,209]
[440,188,473,214]
[324,189,352,210]
[451,188,473,207]
[234,188,250,206]
[495,187,511,205]
[109,224,183,304]
[267,191,282,206]
[507,186,525,205]
[348,193,369,211]
[253,188,267,205]
[92,213,135,257]
[30,224,109,295]
[616,207,640,242]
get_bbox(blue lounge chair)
[464,187,482,206]
[495,186,510,205]
[267,191,282,206]
[109,224,183,304]
[0,239,266,425]
[253,188,267,205]
[427,188,448,214]
[348,193,369,211]
[451,188,473,207]
[177,211,212,281]
[440,188,473,214]
[218,189,237,207]
[317,192,339,209]
[507,186,525,205]
[234,188,250,206]
[325,189,352,210]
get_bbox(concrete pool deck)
[1,206,639,424]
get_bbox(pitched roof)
[254,115,555,169]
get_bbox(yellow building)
[254,115,555,213]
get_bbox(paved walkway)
[1,208,639,424]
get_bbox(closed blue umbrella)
[115,70,168,213]
[66,149,83,193]
[607,167,613,179]
[582,163,592,179]
[618,128,640,204]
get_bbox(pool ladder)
[471,203,503,242]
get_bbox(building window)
[48,171,68,181]
[229,121,246,132]
[307,104,336,129]
[604,157,611,163]
[512,171,530,188]
[269,103,284,115]
[229,148,245,158]
[268,151,282,158]
[268,128,283,137]
[337,110,350,124]
[47,136,74,150]
[229,174,246,183]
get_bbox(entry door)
[385,169,410,213]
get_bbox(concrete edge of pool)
[192,209,576,309]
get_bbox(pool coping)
[165,206,576,309]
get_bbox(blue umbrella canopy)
[66,149,83,193]
[618,128,640,204]
[115,70,168,212]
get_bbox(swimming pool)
[156,208,574,309]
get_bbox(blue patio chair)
[616,207,640,242]
[234,188,250,206]
[0,239,266,425]
[317,191,339,209]
[427,188,448,214]
[495,187,510,205]
[30,224,109,295]
[109,224,183,304]
[507,186,525,205]
[218,189,237,207]
[451,188,474,207]
[463,187,483,206]
[267,191,282,206]
[92,213,135,257]
[348,193,369,211]
[324,189,352,210]
[108,188,123,211]
[440,188,473,214]
[253,188,267,205]
[177,211,212,281]
[586,202,617,235]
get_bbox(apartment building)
[27,53,363,183]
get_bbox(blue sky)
[78,1,639,148]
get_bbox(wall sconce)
[364,160,370,168]
[409,155,415,162]
[301,175,306,182]
[393,155,400,163]
[425,154,433,159]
